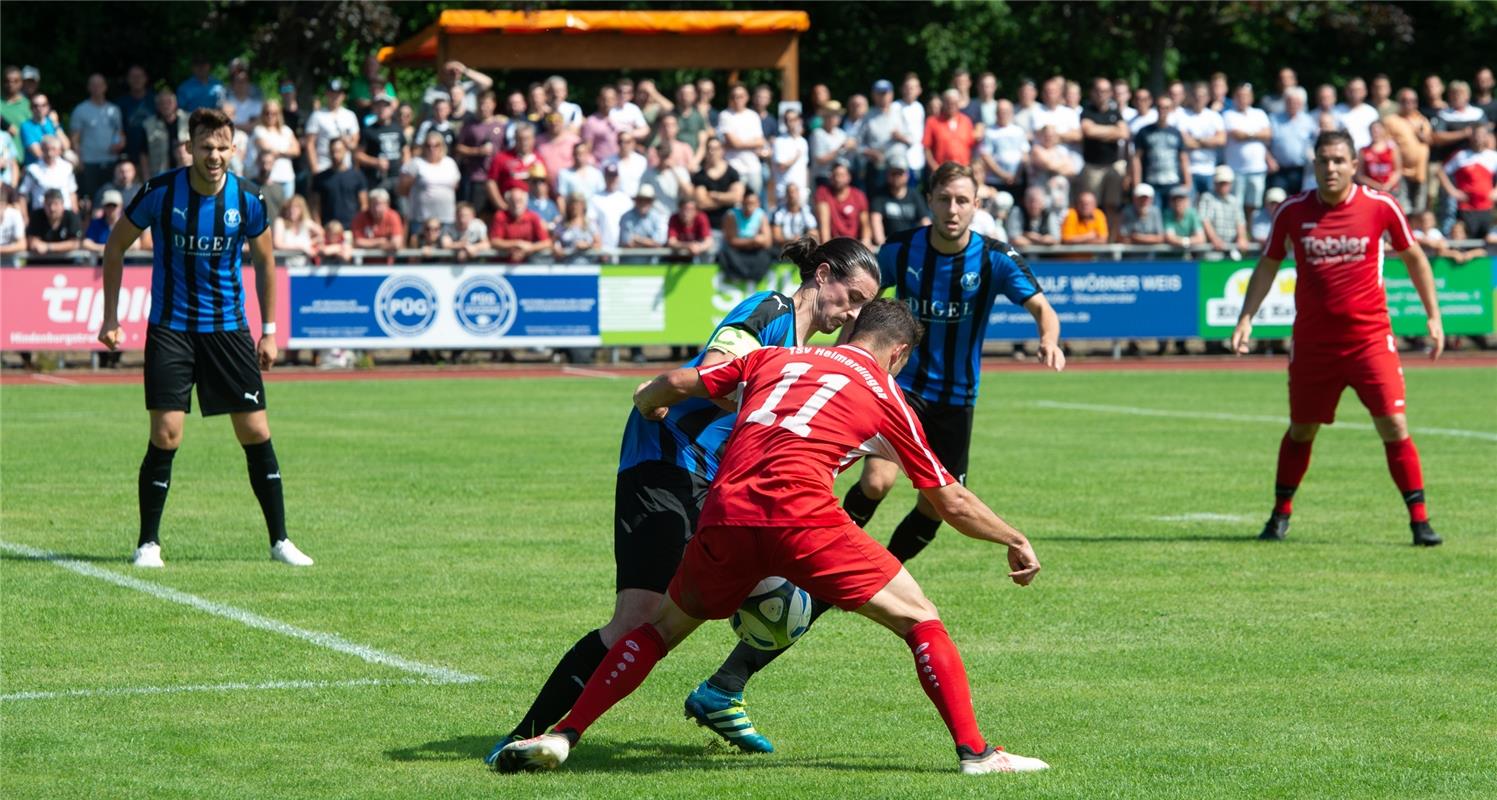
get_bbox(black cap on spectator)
[327,78,347,93]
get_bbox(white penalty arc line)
[2,677,475,704]
[1031,401,1497,443]
[0,541,481,685]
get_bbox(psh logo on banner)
[374,274,438,336]
[454,274,518,336]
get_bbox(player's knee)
[861,470,896,500]
[1373,415,1409,442]
[150,425,183,449]
[1287,423,1319,443]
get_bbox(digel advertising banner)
[1198,257,1494,338]
[986,261,1200,340]
[288,265,600,348]
[1,266,289,351]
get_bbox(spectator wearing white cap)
[618,184,667,264]
[1197,165,1249,254]
[1252,186,1287,243]
[82,189,149,256]
[1119,183,1164,244]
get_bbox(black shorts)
[614,460,710,593]
[144,325,267,416]
[904,392,975,485]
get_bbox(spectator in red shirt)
[923,89,978,167]
[489,186,550,262]
[486,124,540,213]
[350,187,405,263]
[1437,124,1497,241]
[1357,119,1406,208]
[815,162,871,246]
[667,196,713,262]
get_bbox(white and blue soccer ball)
[730,577,813,651]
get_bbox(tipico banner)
[288,265,600,348]
[1,266,289,351]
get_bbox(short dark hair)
[927,161,976,197]
[850,298,924,350]
[1313,129,1357,158]
[188,108,234,142]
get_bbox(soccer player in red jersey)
[1231,130,1445,546]
[497,299,1048,776]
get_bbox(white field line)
[0,541,480,684]
[29,373,80,386]
[561,365,624,379]
[1031,401,1497,442]
[2,677,475,703]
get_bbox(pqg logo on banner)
[454,274,518,336]
[375,274,438,336]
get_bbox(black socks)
[243,440,287,545]
[843,483,884,528]
[707,597,836,694]
[510,629,610,740]
[886,509,941,563]
[137,443,177,547]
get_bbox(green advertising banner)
[599,263,838,346]
[1199,257,1494,339]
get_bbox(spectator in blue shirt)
[619,183,668,250]
[176,56,225,113]
[1268,87,1316,194]
[20,93,67,165]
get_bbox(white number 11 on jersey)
[744,361,852,437]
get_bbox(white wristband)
[261,322,277,336]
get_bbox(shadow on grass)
[386,734,944,775]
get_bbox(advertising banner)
[986,261,1199,340]
[288,265,600,348]
[599,263,815,345]
[1199,257,1495,338]
[1,266,289,351]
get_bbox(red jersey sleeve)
[879,384,952,489]
[696,353,752,399]
[1375,190,1414,252]
[1264,198,1296,261]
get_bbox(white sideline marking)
[2,677,474,703]
[1031,401,1497,442]
[0,541,480,684]
[561,365,623,380]
[1154,513,1252,523]
[30,373,80,386]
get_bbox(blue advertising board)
[986,261,1200,340]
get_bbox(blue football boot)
[684,681,774,753]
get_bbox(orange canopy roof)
[379,9,810,64]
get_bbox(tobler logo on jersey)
[1299,234,1372,261]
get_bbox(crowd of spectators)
[1,58,1494,271]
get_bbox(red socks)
[1384,437,1429,522]
[906,619,987,754]
[553,623,666,740]
[1273,432,1314,515]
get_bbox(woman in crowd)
[1357,119,1406,209]
[273,195,322,267]
[552,193,600,264]
[399,131,461,229]
[719,189,773,283]
[692,137,744,230]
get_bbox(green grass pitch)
[2,365,1494,799]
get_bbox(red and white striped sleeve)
[877,378,952,489]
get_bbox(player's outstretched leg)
[856,568,1048,774]
[484,628,609,765]
[133,441,176,567]
[686,596,836,753]
[1375,415,1440,546]
[1260,427,1315,541]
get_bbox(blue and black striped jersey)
[618,291,799,480]
[124,168,270,333]
[878,227,1040,406]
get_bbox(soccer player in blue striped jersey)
[97,108,313,568]
[489,237,882,767]
[686,162,1063,752]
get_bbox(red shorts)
[668,522,903,620]
[1288,334,1407,424]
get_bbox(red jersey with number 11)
[695,345,952,528]
[1264,184,1415,345]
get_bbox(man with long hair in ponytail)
[487,236,882,767]
[684,161,1062,753]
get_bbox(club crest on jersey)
[224,208,241,226]
[960,271,980,292]
[1300,234,1370,258]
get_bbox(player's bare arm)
[633,366,710,421]
[1396,245,1444,360]
[919,483,1041,586]
[97,217,145,350]
[248,227,279,370]
[1023,293,1065,371]
[1230,255,1284,354]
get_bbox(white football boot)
[959,746,1050,774]
[131,542,164,568]
[270,539,314,566]
[496,732,573,773]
